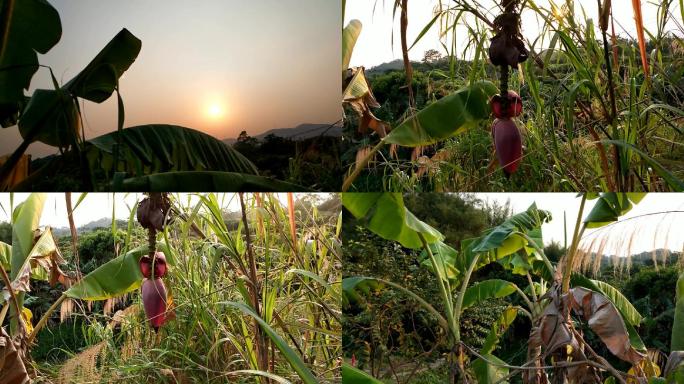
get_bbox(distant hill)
[365,59,405,76]
[223,123,342,145]
[593,249,683,268]
[52,218,128,237]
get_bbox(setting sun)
[207,103,225,119]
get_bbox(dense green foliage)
[342,193,513,380]
[232,132,342,190]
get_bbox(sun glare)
[207,102,224,120]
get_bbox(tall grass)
[345,0,684,191]
[34,193,341,383]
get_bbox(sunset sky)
[1,0,340,157]
[345,0,682,67]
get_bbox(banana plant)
[342,192,553,383]
[342,192,672,383]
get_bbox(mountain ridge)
[223,123,342,145]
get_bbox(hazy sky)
[478,193,684,256]
[1,0,341,157]
[346,0,683,67]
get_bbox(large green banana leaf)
[342,363,384,383]
[583,193,646,228]
[18,88,80,147]
[117,171,306,192]
[673,271,684,351]
[341,193,443,249]
[463,204,552,280]
[0,0,61,127]
[222,301,318,384]
[8,193,46,333]
[63,28,141,103]
[17,28,141,147]
[384,81,497,146]
[10,193,46,281]
[461,279,518,311]
[481,307,518,355]
[86,124,259,177]
[65,243,172,301]
[471,354,509,384]
[470,203,550,255]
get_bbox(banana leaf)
[583,193,647,228]
[342,20,362,72]
[18,88,80,147]
[85,124,259,177]
[0,0,61,127]
[63,28,141,103]
[118,171,307,192]
[65,243,172,301]
[471,354,509,384]
[461,279,518,310]
[342,363,384,383]
[384,81,497,146]
[341,193,443,249]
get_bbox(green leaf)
[117,171,306,192]
[0,0,61,127]
[583,193,646,228]
[342,20,362,72]
[471,204,550,254]
[342,276,449,332]
[600,141,684,191]
[63,28,141,103]
[342,363,384,383]
[341,193,443,249]
[222,301,318,384]
[384,81,497,146]
[85,124,259,177]
[65,243,170,301]
[419,241,460,285]
[465,204,552,280]
[10,193,46,280]
[0,242,10,271]
[8,193,45,333]
[471,354,509,384]
[342,276,383,307]
[481,307,518,355]
[17,88,80,147]
[672,271,684,351]
[461,279,517,310]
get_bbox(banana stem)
[562,194,587,293]
[0,266,24,333]
[420,235,455,334]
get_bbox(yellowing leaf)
[21,307,33,335]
